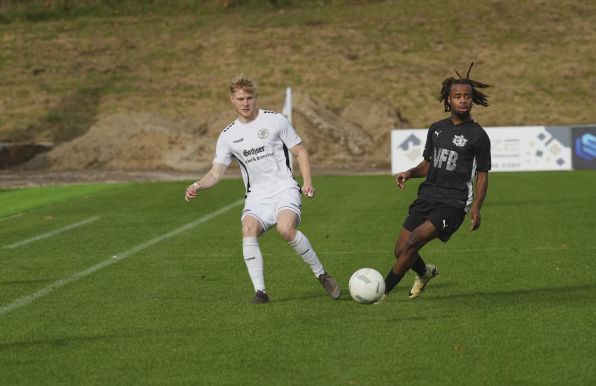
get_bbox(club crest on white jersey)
[258,128,269,139]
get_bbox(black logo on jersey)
[243,146,266,157]
[233,138,245,143]
[433,148,458,171]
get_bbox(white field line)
[3,216,101,249]
[0,199,243,317]
[0,213,24,222]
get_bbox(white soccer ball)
[349,268,385,304]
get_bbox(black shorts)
[403,197,466,242]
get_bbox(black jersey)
[418,118,491,211]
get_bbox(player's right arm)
[395,159,430,190]
[396,125,434,190]
[184,162,228,202]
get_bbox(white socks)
[242,232,324,293]
[289,231,325,277]
[242,237,265,292]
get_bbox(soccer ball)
[349,268,385,304]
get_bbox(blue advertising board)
[572,126,596,170]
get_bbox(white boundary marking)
[3,216,101,249]
[0,199,243,316]
[0,213,24,222]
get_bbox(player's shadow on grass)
[425,283,596,303]
[270,288,363,303]
[271,282,458,303]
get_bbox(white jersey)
[213,109,302,199]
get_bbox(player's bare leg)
[394,229,428,277]
[277,209,341,299]
[384,221,438,295]
[399,222,440,299]
[276,209,300,242]
[241,215,268,304]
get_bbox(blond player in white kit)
[184,74,341,304]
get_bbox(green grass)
[1,172,595,385]
[0,182,132,217]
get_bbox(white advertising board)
[391,129,427,174]
[391,126,573,174]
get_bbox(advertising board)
[391,126,573,174]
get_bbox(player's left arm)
[290,143,315,198]
[470,171,488,231]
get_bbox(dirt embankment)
[2,90,407,187]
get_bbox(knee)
[395,237,419,259]
[276,223,296,242]
[242,221,261,237]
[393,244,403,259]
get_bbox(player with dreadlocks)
[381,62,492,301]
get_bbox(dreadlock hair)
[438,62,490,112]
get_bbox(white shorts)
[241,189,302,232]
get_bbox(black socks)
[411,257,427,277]
[384,270,403,294]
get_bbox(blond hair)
[229,74,256,95]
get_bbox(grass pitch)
[1,172,595,385]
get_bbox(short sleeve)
[213,134,233,166]
[475,131,491,171]
[422,127,434,161]
[278,115,302,148]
